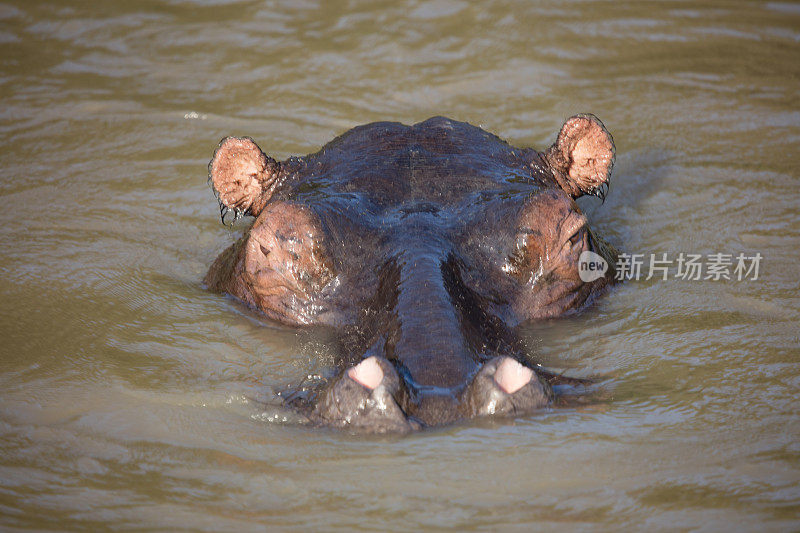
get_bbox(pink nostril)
[494,357,534,394]
[348,356,384,390]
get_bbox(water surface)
[1,0,799,530]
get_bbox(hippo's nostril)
[348,356,384,390]
[462,356,552,418]
[313,356,416,433]
[493,357,534,394]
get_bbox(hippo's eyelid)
[560,213,588,242]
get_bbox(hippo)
[204,115,618,432]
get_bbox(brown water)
[1,0,799,530]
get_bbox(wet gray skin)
[204,115,618,432]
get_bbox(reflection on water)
[1,0,799,529]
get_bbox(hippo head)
[204,115,617,432]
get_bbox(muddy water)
[1,0,799,529]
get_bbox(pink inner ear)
[210,137,271,214]
[568,126,613,188]
[552,115,614,196]
[494,357,534,394]
[348,357,384,390]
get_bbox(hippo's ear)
[545,114,615,200]
[208,136,281,222]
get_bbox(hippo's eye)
[561,212,588,250]
[568,229,582,247]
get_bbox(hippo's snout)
[312,355,552,432]
[310,248,556,431]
